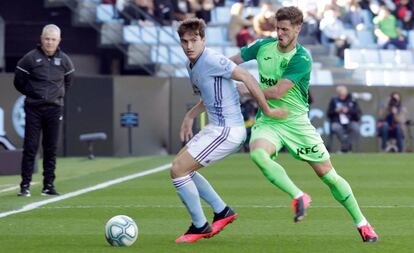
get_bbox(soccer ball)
[105,215,138,247]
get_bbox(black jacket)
[327,94,361,124]
[14,45,75,106]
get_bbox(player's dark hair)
[276,6,303,26]
[177,18,206,39]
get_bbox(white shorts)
[186,124,246,166]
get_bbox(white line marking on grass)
[0,182,38,193]
[0,163,171,219]
[39,204,414,209]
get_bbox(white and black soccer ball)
[105,215,138,247]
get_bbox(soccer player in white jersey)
[172,18,288,243]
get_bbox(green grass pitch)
[0,153,413,253]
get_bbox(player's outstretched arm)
[180,100,205,143]
[229,53,244,65]
[231,66,288,119]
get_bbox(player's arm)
[231,66,287,119]
[229,53,244,65]
[64,55,75,90]
[13,54,31,95]
[262,78,294,100]
[264,52,310,100]
[180,100,205,142]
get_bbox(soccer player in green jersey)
[230,6,378,242]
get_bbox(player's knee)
[171,158,184,179]
[250,148,270,164]
[321,168,339,186]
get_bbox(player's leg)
[249,123,309,222]
[188,126,245,236]
[250,139,303,198]
[171,149,211,243]
[19,105,42,197]
[190,171,225,214]
[309,160,378,242]
[250,139,310,223]
[172,125,245,242]
[41,105,62,195]
[191,171,237,236]
[249,124,303,197]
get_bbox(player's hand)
[180,116,194,143]
[263,107,289,119]
[236,83,250,96]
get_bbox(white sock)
[173,175,207,228]
[191,172,226,213]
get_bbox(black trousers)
[20,104,62,188]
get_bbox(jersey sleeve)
[240,38,275,62]
[206,53,236,79]
[282,52,311,85]
[63,53,75,90]
[13,52,33,95]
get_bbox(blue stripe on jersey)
[214,76,225,127]
[195,127,230,162]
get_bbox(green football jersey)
[241,38,311,123]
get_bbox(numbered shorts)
[187,124,246,166]
[250,114,330,162]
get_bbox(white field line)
[0,163,171,219]
[38,204,414,209]
[0,182,39,193]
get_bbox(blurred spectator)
[395,0,414,35]
[213,0,225,7]
[189,0,214,23]
[327,85,361,153]
[377,91,408,152]
[227,2,253,46]
[343,0,372,30]
[236,24,256,47]
[153,0,175,25]
[319,8,350,63]
[172,0,195,21]
[299,2,321,44]
[121,0,154,25]
[252,3,276,38]
[373,6,407,49]
[238,0,260,7]
[323,0,347,20]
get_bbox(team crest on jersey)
[219,57,227,65]
[280,58,289,69]
[54,57,62,66]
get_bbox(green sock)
[250,148,302,198]
[321,168,365,224]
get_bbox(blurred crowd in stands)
[100,0,414,52]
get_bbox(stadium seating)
[100,23,123,45]
[96,4,121,23]
[210,6,231,25]
[205,26,230,46]
[93,2,414,84]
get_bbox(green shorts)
[250,114,330,162]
